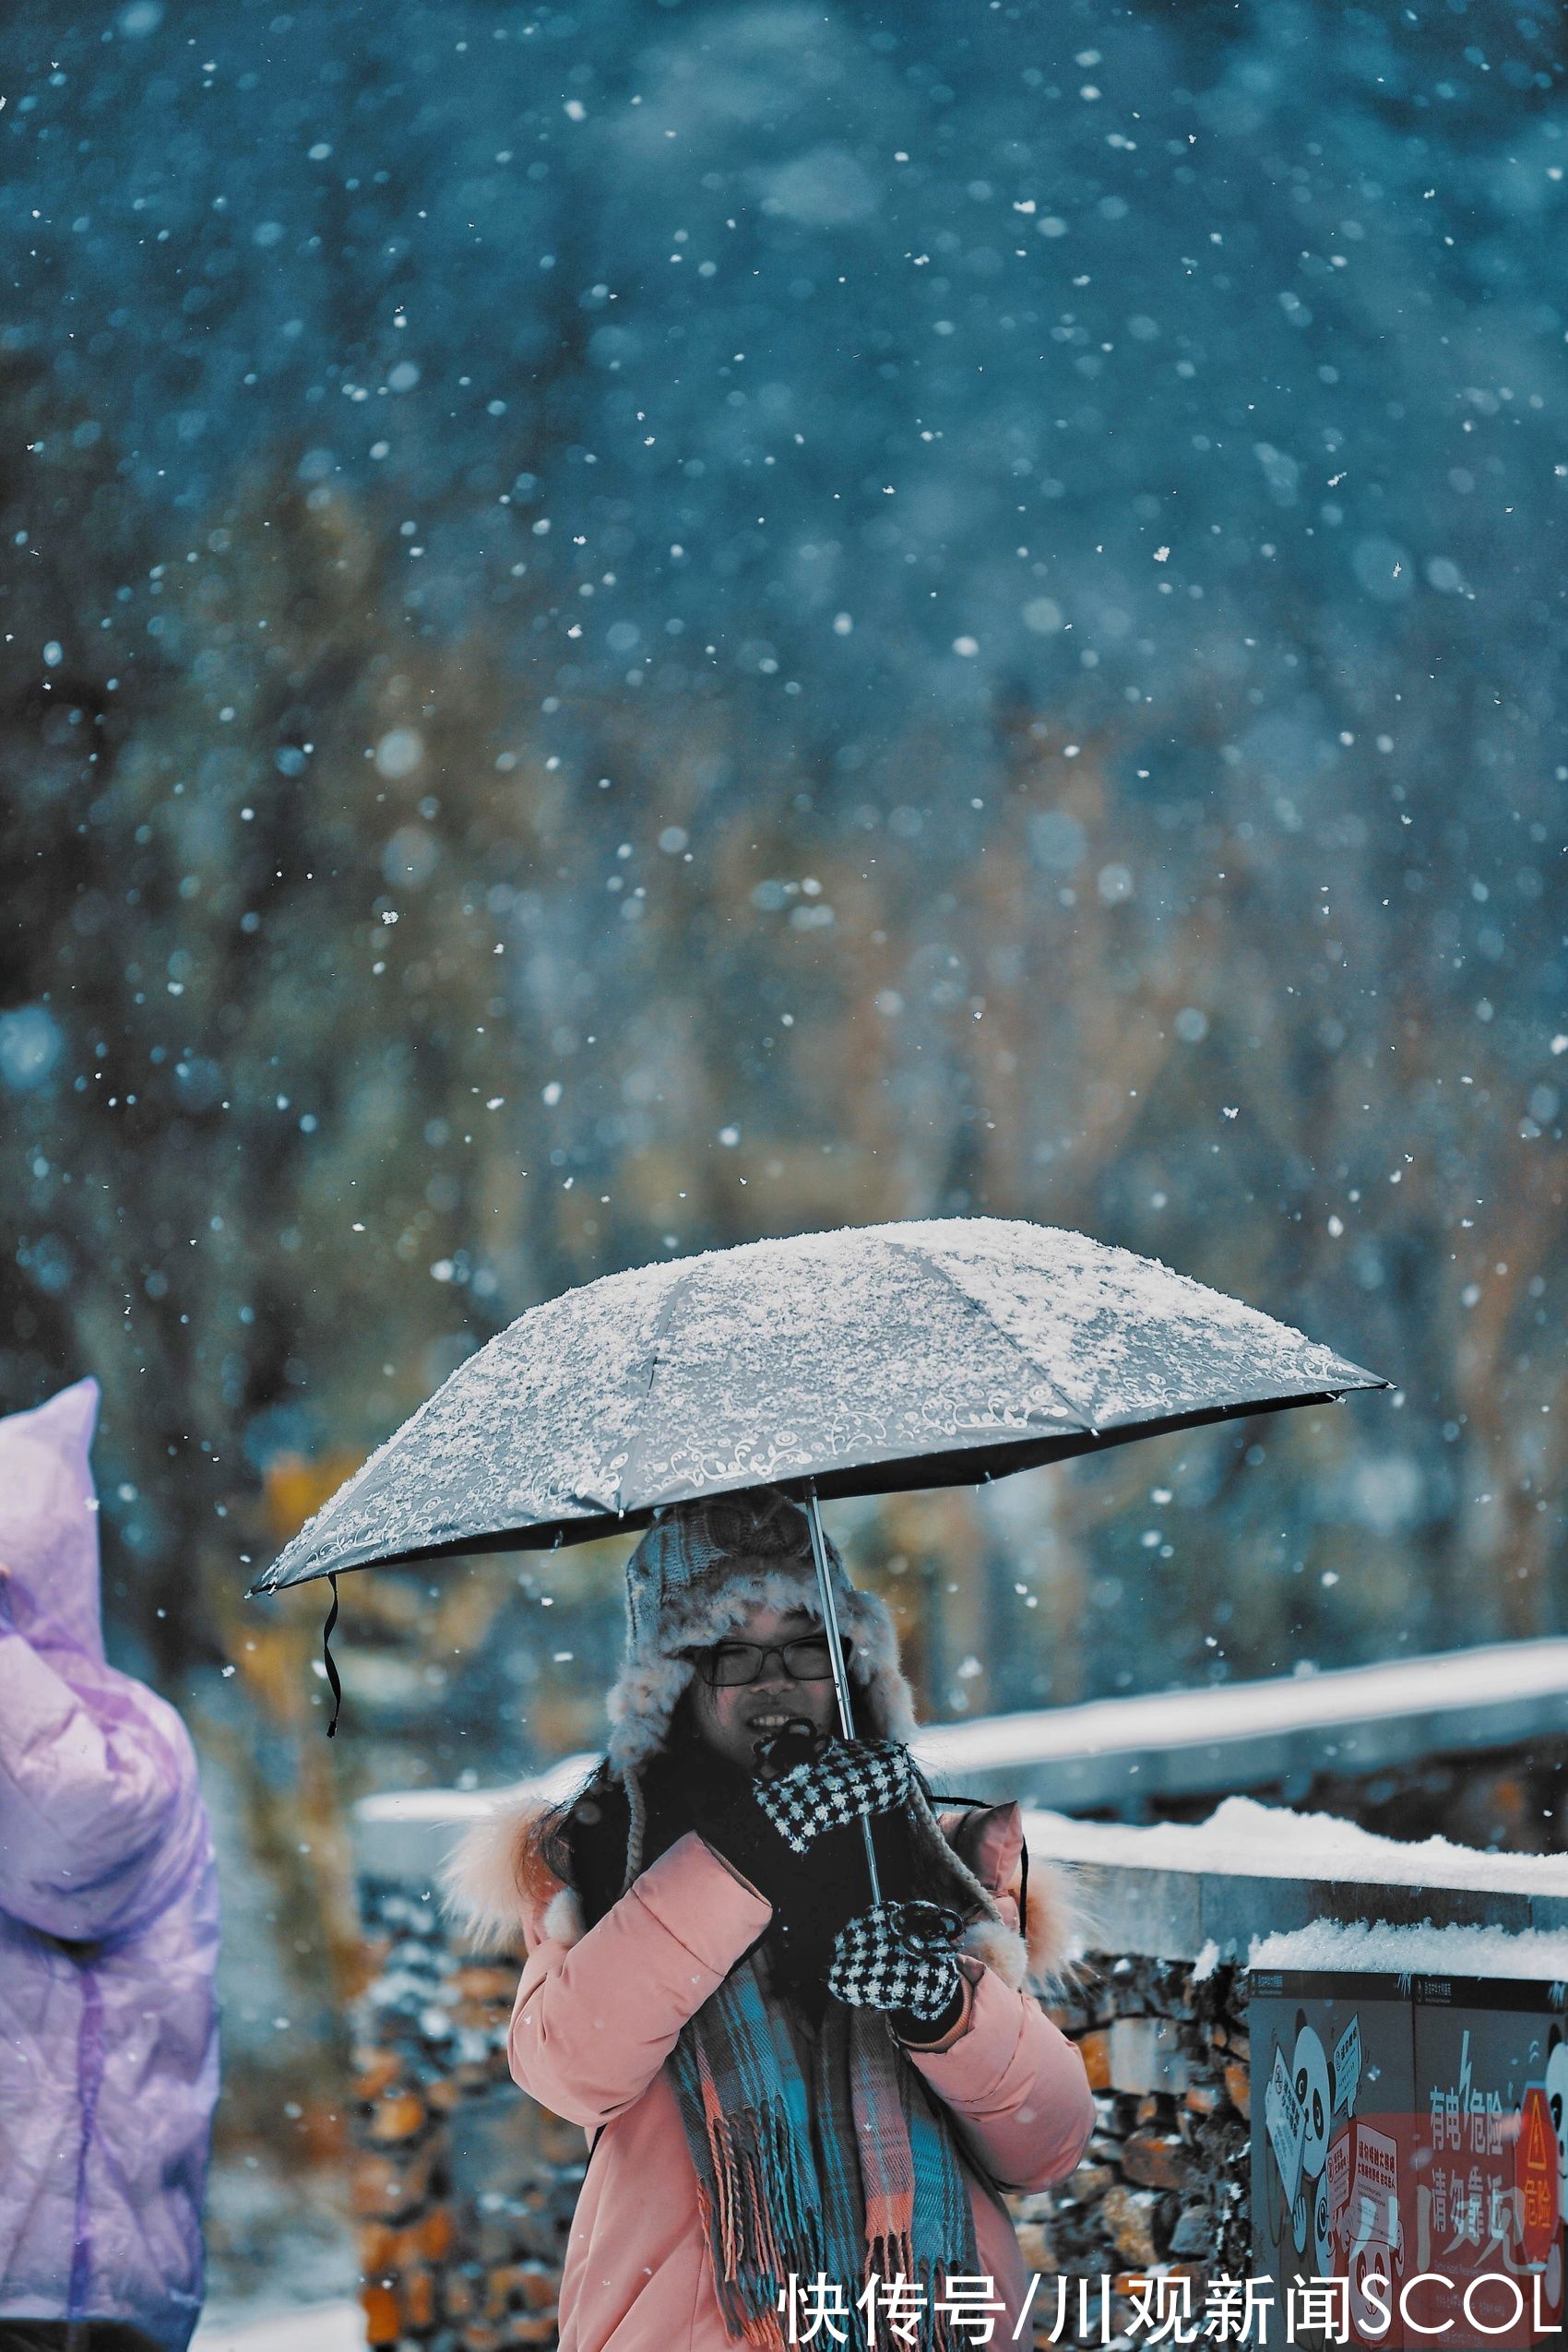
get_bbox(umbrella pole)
[805,1480,884,1909]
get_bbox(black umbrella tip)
[1324,1355,1396,1396]
[1323,1372,1396,1404]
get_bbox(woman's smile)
[688,1600,839,1770]
[743,1704,798,1733]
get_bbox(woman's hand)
[751,1728,916,1855]
[826,1898,968,2034]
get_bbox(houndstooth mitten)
[752,1735,916,1855]
[826,1899,965,2025]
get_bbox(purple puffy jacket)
[0,1380,220,2351]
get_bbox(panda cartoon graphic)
[1284,2013,1333,2258]
[1296,2014,1333,2171]
[1546,2025,1568,2313]
[1312,2160,1335,2279]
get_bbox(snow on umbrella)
[251,1215,1384,1598]
[251,1214,1385,1906]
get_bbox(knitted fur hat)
[605,1486,918,1776]
[447,1485,1076,1982]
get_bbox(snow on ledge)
[1022,1793,1568,1898]
[915,1638,1568,1775]
[355,1750,597,1834]
[193,2299,365,2352]
[1250,1918,1568,1982]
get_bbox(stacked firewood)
[351,1884,586,2351]
[1028,1954,1253,2343]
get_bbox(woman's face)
[687,1597,842,1772]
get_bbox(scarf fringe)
[864,2242,967,2352]
[699,2085,826,2351]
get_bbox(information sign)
[1248,1968,1568,2351]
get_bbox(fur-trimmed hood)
[443,1787,1082,1994]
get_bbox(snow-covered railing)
[1026,1795,1568,1970]
[917,1637,1568,1814]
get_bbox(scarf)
[671,1952,980,2352]
[560,1724,988,2350]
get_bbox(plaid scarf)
[671,1953,979,2352]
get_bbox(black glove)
[753,1727,916,1855]
[699,1717,915,1894]
[827,1898,968,2033]
[697,1758,805,1914]
[888,1969,968,2045]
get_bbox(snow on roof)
[1021,1794,1568,1896]
[915,1638,1568,1776]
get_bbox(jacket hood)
[0,1377,103,1661]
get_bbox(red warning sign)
[1516,2083,1560,2273]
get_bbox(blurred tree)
[0,0,1563,1706]
[2,438,545,1673]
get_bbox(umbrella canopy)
[249,1217,1385,1597]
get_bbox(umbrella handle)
[805,1481,884,1910]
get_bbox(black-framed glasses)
[692,1633,850,1689]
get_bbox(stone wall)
[348,1879,1257,2352]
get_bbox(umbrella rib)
[886,1236,1095,1435]
[613,1265,700,1514]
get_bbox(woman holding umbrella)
[261,1219,1376,2341]
[449,1485,1094,2352]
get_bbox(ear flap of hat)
[606,1648,698,1773]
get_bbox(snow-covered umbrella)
[249,1217,1387,1804]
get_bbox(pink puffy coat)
[458,1799,1093,2352]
